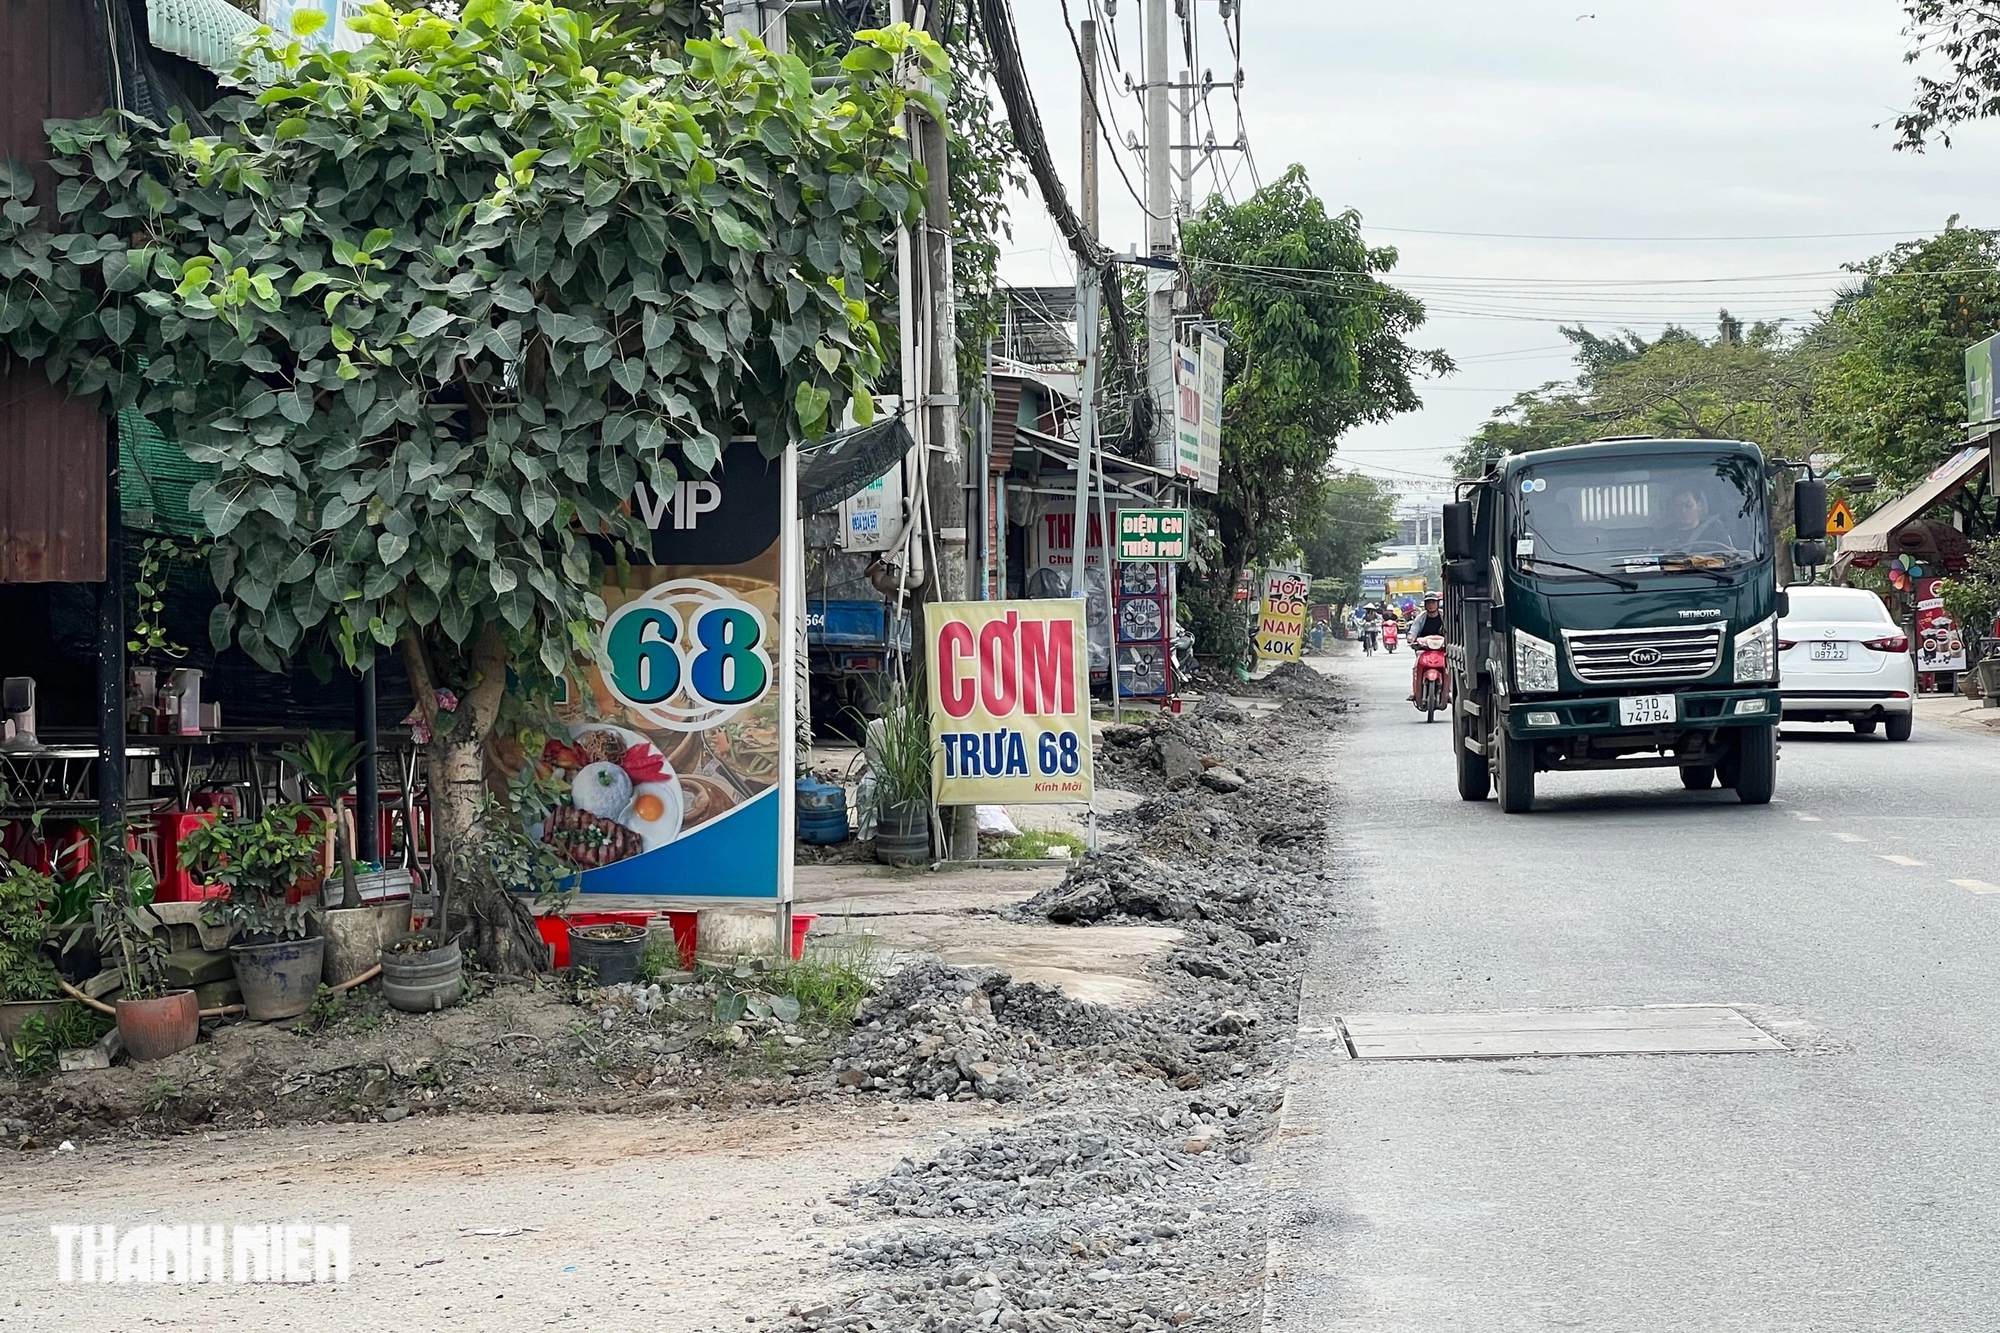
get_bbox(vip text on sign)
[927,600,1095,805]
[1115,509,1190,562]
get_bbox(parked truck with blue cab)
[1441,437,1829,812]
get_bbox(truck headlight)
[1734,615,1777,684]
[1513,629,1558,694]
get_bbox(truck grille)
[1562,623,1724,684]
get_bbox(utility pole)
[1080,16,1113,719]
[1145,0,1173,470]
[719,0,785,48]
[1177,69,1193,217]
[1081,18,1100,240]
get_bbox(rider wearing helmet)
[1407,593,1446,701]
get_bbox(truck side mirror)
[1793,479,1829,540]
[1442,502,1474,561]
[1792,539,1828,570]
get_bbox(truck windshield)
[1508,454,1765,581]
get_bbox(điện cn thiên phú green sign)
[1116,508,1190,562]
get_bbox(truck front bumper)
[1502,688,1781,740]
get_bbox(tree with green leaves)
[1177,166,1447,661]
[1809,225,2000,491]
[0,2,939,971]
[1893,1,2000,149]
[1449,316,1813,478]
[1298,472,1398,608]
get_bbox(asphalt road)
[1265,643,2000,1332]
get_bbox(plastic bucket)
[230,937,326,1022]
[536,911,654,968]
[567,925,647,985]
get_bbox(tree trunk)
[403,621,548,976]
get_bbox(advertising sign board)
[1198,333,1224,495]
[509,442,793,899]
[839,461,903,552]
[1115,509,1189,562]
[1969,333,1999,427]
[1256,569,1309,664]
[926,600,1094,805]
[1915,575,1967,672]
[1174,343,1203,480]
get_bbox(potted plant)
[277,732,408,985]
[865,681,933,867]
[61,842,195,1061]
[181,807,327,1021]
[0,857,65,1048]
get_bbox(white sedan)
[1777,585,1917,740]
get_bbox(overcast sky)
[996,0,2000,487]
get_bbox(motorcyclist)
[1407,593,1446,701]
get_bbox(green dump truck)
[1442,437,1828,813]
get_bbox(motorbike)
[1171,627,1198,690]
[1413,634,1448,722]
[1382,620,1398,653]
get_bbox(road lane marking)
[1832,832,1869,843]
[1879,854,1925,867]
[1794,813,1822,822]
[1953,879,2000,895]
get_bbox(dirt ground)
[0,1102,1005,1332]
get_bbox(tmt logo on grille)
[1627,647,1663,667]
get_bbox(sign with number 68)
[598,578,774,732]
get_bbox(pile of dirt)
[1093,714,1234,793]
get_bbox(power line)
[1365,225,1954,243]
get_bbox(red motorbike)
[1413,634,1448,722]
[1382,620,1399,653]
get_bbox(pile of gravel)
[787,1100,1281,1332]
[832,964,1051,1103]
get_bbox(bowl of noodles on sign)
[534,724,685,867]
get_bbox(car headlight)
[1734,615,1776,684]
[1513,629,1558,693]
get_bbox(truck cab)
[1441,437,1828,813]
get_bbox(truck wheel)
[1885,713,1913,742]
[1453,701,1490,802]
[1496,725,1535,814]
[1733,727,1776,805]
[1680,765,1716,790]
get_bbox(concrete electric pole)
[1144,0,1173,469]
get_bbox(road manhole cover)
[1335,1005,1784,1060]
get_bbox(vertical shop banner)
[1256,569,1308,664]
[1197,333,1225,495]
[1915,576,1967,672]
[1174,343,1203,480]
[926,600,1094,805]
[504,441,794,899]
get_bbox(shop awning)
[1837,445,1989,555]
[147,0,260,76]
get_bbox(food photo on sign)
[485,441,792,899]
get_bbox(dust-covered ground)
[777,662,1350,1333]
[1,661,1349,1332]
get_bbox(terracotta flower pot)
[116,990,199,1062]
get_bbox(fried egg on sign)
[622,779,684,851]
